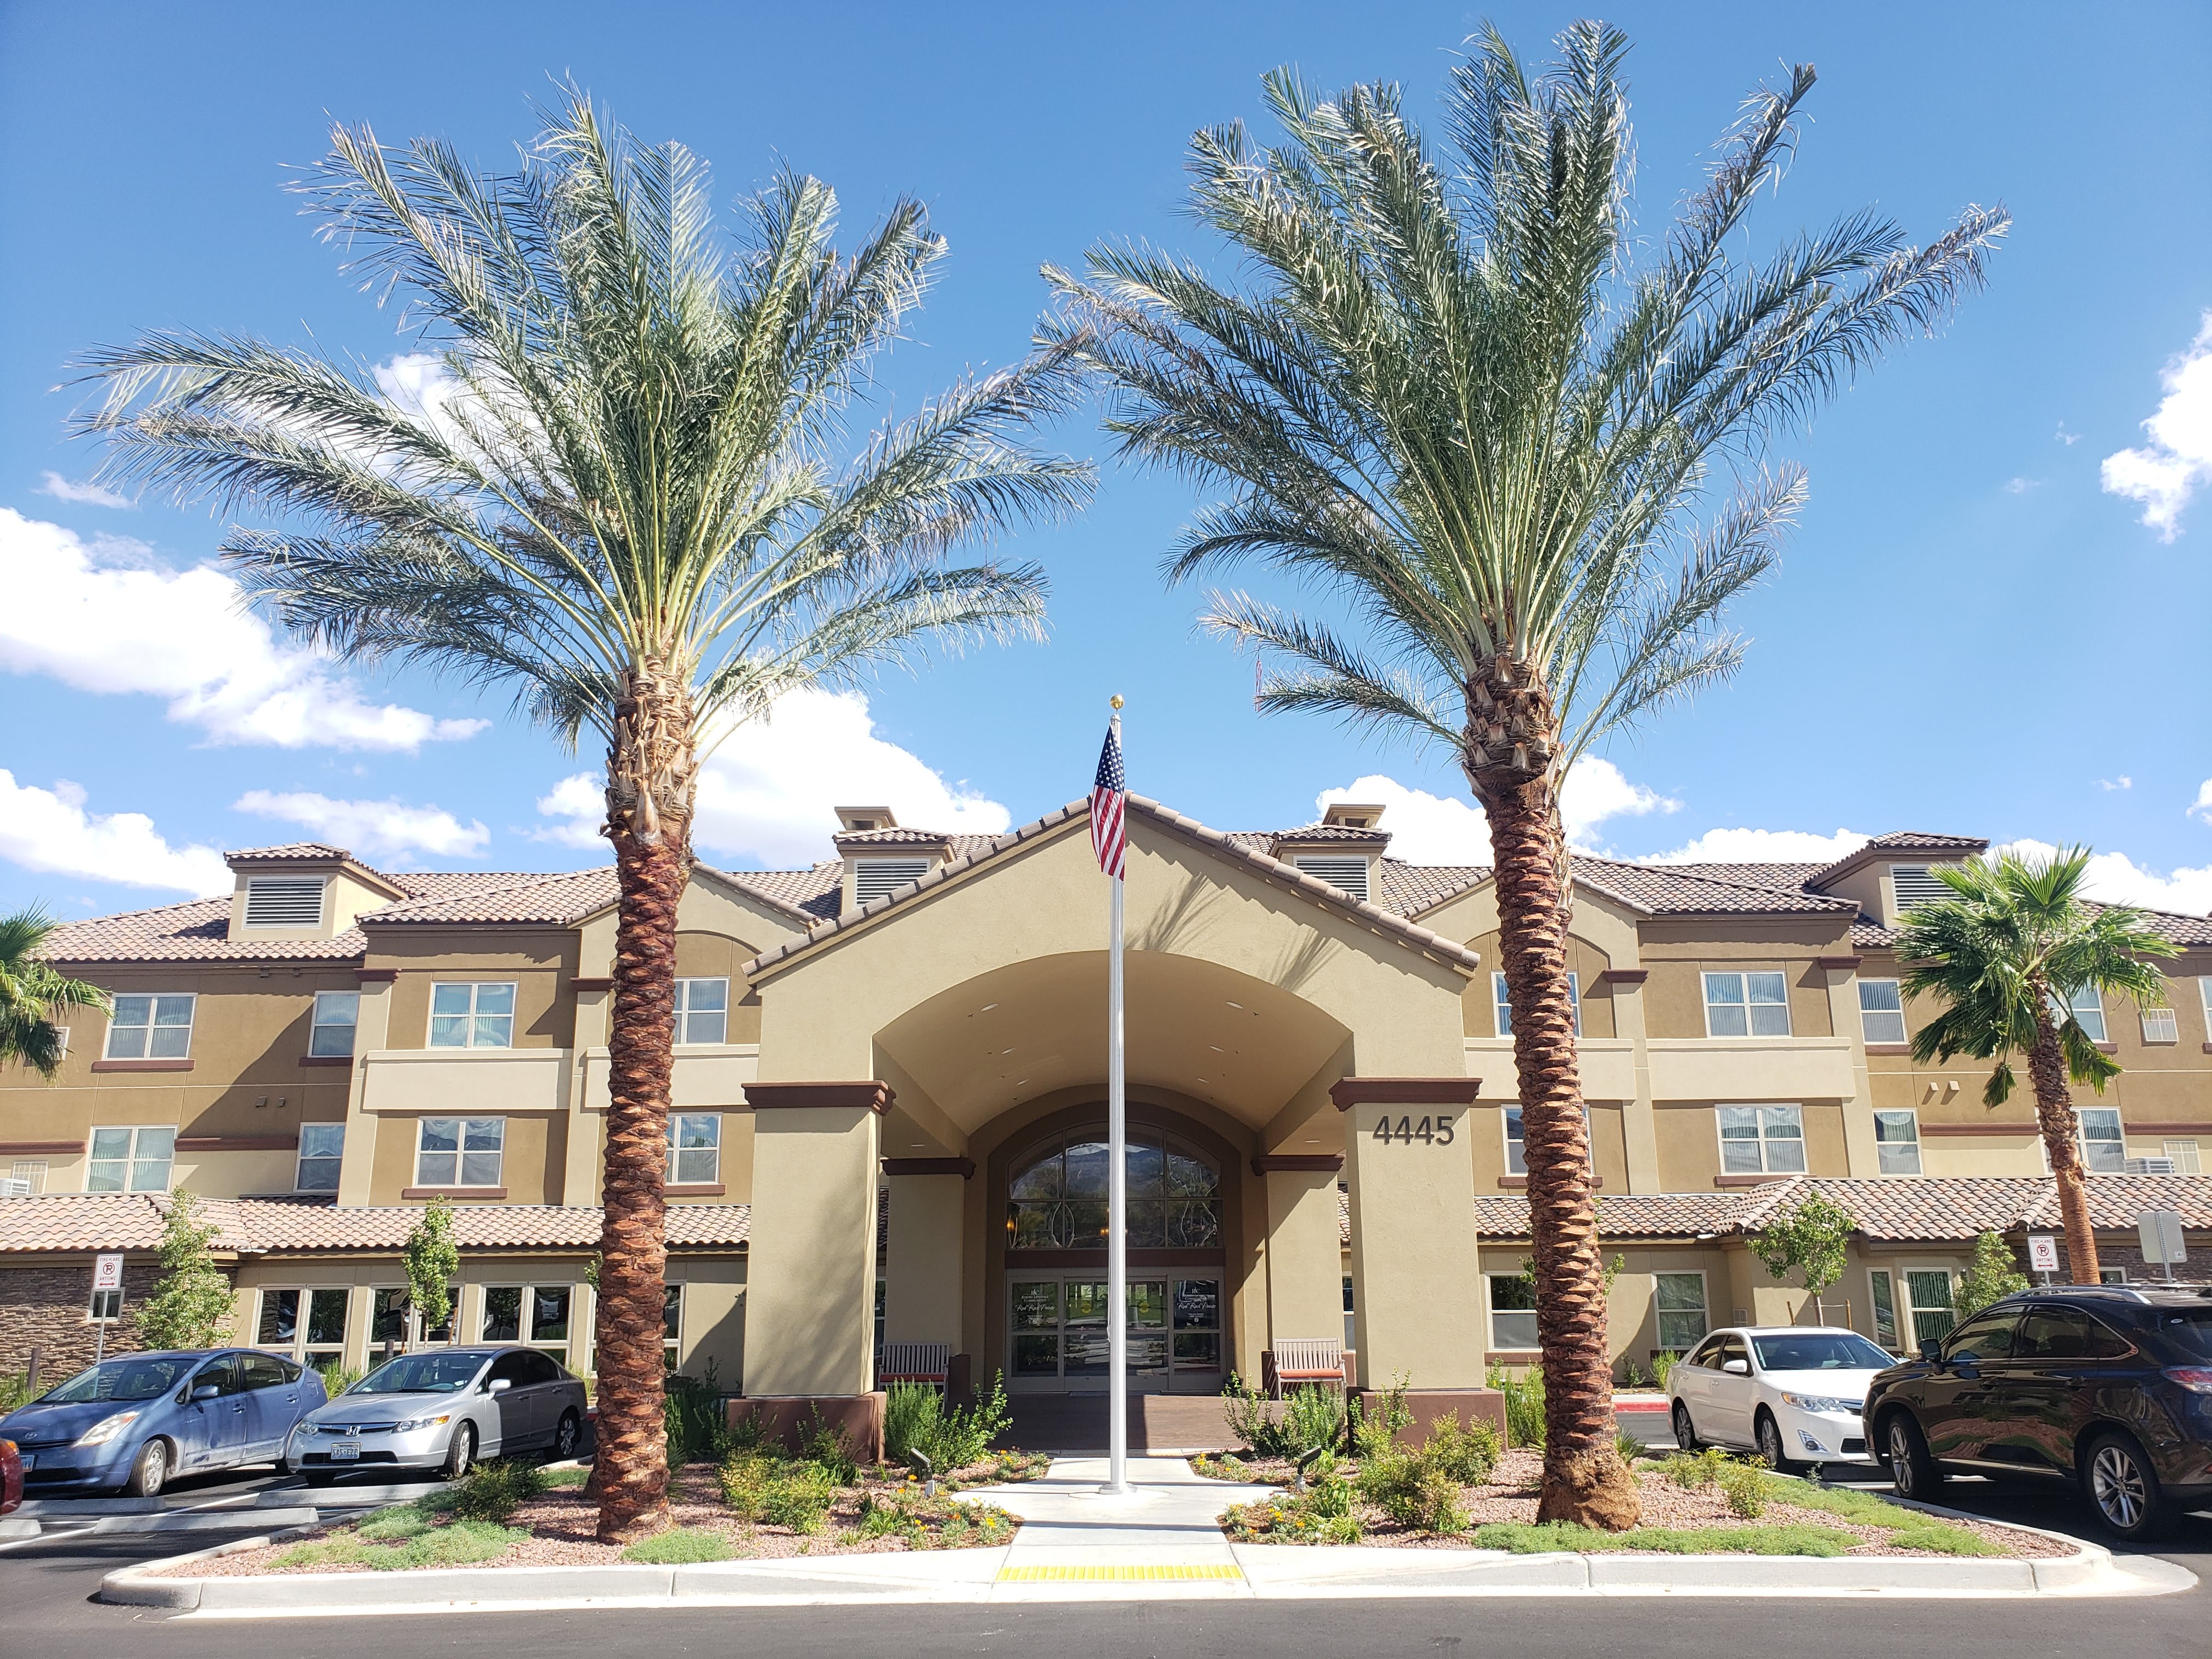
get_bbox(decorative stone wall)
[0,1262,170,1384]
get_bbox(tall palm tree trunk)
[1467,665,1639,1530]
[591,665,696,1542]
[2026,1006,2101,1285]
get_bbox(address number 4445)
[1372,1114,1454,1144]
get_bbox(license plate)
[331,1441,361,1462]
[16,1454,30,1471]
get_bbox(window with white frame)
[257,1287,348,1362]
[428,981,516,1048]
[2047,984,2107,1044]
[11,1159,48,1194]
[1503,1104,1593,1177]
[308,991,359,1057]
[2202,978,2212,1039]
[1292,855,1370,901]
[1703,972,1791,1037]
[414,1117,504,1188]
[663,1284,684,1367]
[87,1125,175,1192]
[1654,1272,1708,1350]
[1874,1109,1923,1176]
[88,1287,122,1323]
[1868,1269,1900,1350]
[2141,1006,2179,1045]
[2162,1139,2202,1175]
[2077,1106,2124,1174]
[1716,1104,1805,1175]
[296,1123,345,1192]
[103,994,195,1060]
[1904,1269,1955,1346]
[481,1283,573,1359]
[244,875,326,928]
[1858,979,1907,1045]
[666,1113,721,1185]
[1487,1273,1538,1350]
[674,978,729,1045]
[1493,972,1579,1038]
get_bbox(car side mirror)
[191,1384,221,1402]
[1722,1358,1750,1375]
[1920,1342,1944,1364]
[486,1378,512,1395]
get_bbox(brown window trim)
[0,1139,85,1155]
[1863,1043,1911,1056]
[401,1186,508,1200]
[664,1183,727,1197]
[90,1058,194,1073]
[298,1054,354,1067]
[2094,1042,2118,1055]
[1496,1175,1604,1190]
[571,977,614,992]
[176,1135,298,1152]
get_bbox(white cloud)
[2189,780,2212,827]
[1993,837,2212,917]
[1314,758,1678,864]
[2101,311,2212,540]
[2055,422,2081,447]
[0,507,488,751]
[2003,476,2040,494]
[36,470,133,509]
[233,789,489,861]
[2098,776,2132,792]
[0,770,230,895]
[535,687,1014,868]
[1645,826,1871,866]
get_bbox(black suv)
[1863,1285,2212,1539]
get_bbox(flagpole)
[1105,698,1129,1495]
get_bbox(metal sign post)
[2027,1233,2059,1285]
[2137,1210,2187,1283]
[91,1252,125,1367]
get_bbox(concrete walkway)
[957,1453,1273,1595]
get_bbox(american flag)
[1091,715,1126,880]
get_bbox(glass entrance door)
[1008,1275,1223,1392]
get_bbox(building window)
[296,1123,345,1192]
[1874,1110,1922,1176]
[1858,980,1907,1045]
[415,1117,504,1188]
[1493,972,1579,1038]
[11,1159,48,1194]
[667,1114,721,1185]
[258,1287,349,1362]
[1869,1269,1899,1349]
[1653,1272,1708,1351]
[854,858,932,904]
[1292,855,1370,901]
[2203,978,2212,1038]
[1716,1105,1805,1175]
[1703,972,1791,1037]
[674,978,729,1045]
[1487,1273,1538,1350]
[244,875,326,928]
[1342,1274,1356,1353]
[2047,984,2107,1045]
[664,1284,685,1368]
[1904,1270,1955,1347]
[309,991,359,1057]
[103,994,196,1060]
[428,981,516,1048]
[481,1284,573,1361]
[1007,1134,1218,1249]
[87,1125,176,1193]
[1888,865,1951,912]
[2164,1139,2202,1176]
[2100,1266,2130,1286]
[2140,1007,2179,1045]
[1503,1104,1592,1177]
[2078,1106,2124,1174]
[88,1288,122,1323]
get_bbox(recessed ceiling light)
[1209,1045,1224,1052]
[1225,1001,1242,1010]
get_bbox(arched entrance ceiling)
[873,951,1350,1138]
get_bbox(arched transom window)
[1007,1135,1220,1250]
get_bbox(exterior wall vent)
[1292,855,1370,902]
[853,858,933,905]
[244,876,327,928]
[2124,1156,2179,1176]
[1887,865,1950,913]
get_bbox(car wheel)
[442,1421,476,1481]
[551,1410,580,1461]
[1672,1401,1699,1451]
[1883,1412,1942,1502]
[2083,1432,2176,1541]
[1756,1409,1796,1474]
[123,1439,169,1499]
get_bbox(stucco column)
[1256,1156,1346,1351]
[741,1081,887,1397]
[882,1161,968,1347]
[336,970,395,1207]
[562,981,612,1205]
[1336,1079,1485,1390]
[1607,969,1660,1194]
[1822,956,1880,1177]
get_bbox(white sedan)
[1667,1326,1897,1471]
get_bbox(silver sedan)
[288,1345,586,1483]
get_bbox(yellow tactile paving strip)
[997,1564,1245,1582]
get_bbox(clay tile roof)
[366,868,620,926]
[1270,822,1392,847]
[1377,860,1490,917]
[1739,1176,2063,1242]
[1568,857,1860,917]
[1804,831,1989,889]
[832,827,952,847]
[1468,1190,1760,1240]
[732,864,844,923]
[224,842,354,861]
[2026,1175,2212,1231]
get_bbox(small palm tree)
[0,908,108,1079]
[1046,23,2004,1525]
[76,92,1092,1539]
[1897,847,2179,1285]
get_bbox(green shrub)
[1220,1373,1284,1455]
[540,1465,590,1488]
[761,1463,838,1532]
[1189,1451,1261,1482]
[1499,1368,1545,1449]
[1420,1412,1499,1485]
[1348,1375,1413,1460]
[883,1381,941,1466]
[1650,1351,1681,1392]
[1221,1494,1362,1545]
[803,1417,857,1485]
[1615,1426,1647,1467]
[274,1517,522,1572]
[915,1373,1014,1473]
[1281,1384,1347,1457]
[719,1454,774,1521]
[0,1370,32,1413]
[623,1525,733,1564]
[314,1359,364,1397]
[355,1505,433,1542]
[1662,1446,1732,1489]
[1718,1459,1774,1519]
[1472,1520,1859,1556]
[1776,1479,2004,1556]
[451,1459,546,1523]
[664,1365,724,1466]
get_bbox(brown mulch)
[1212,1449,2074,1558]
[167,1456,1040,1578]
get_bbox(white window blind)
[1888,865,1950,912]
[854,858,932,903]
[1858,980,1907,1045]
[245,876,326,927]
[2141,1007,2179,1044]
[1292,855,1369,901]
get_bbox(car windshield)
[1751,1334,1893,1372]
[2152,1307,2212,1362]
[348,1352,487,1395]
[38,1356,200,1403]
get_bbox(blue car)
[0,1349,327,1498]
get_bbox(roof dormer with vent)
[223,844,409,945]
[830,808,954,918]
[1272,805,1391,905]
[1802,831,1989,928]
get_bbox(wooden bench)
[877,1341,951,1387]
[1263,1338,1345,1397]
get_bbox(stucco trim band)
[1252,1153,1345,1175]
[1331,1078,1485,1110]
[881,1157,976,1178]
[743,1081,896,1114]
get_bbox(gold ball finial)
[1109,694,1124,709]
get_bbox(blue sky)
[3,1,2209,917]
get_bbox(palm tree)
[0,908,108,1079]
[1045,23,2005,1526]
[1897,848,2178,1285]
[76,91,1092,1540]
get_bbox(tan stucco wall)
[1342,1093,1484,1389]
[742,1103,881,1397]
